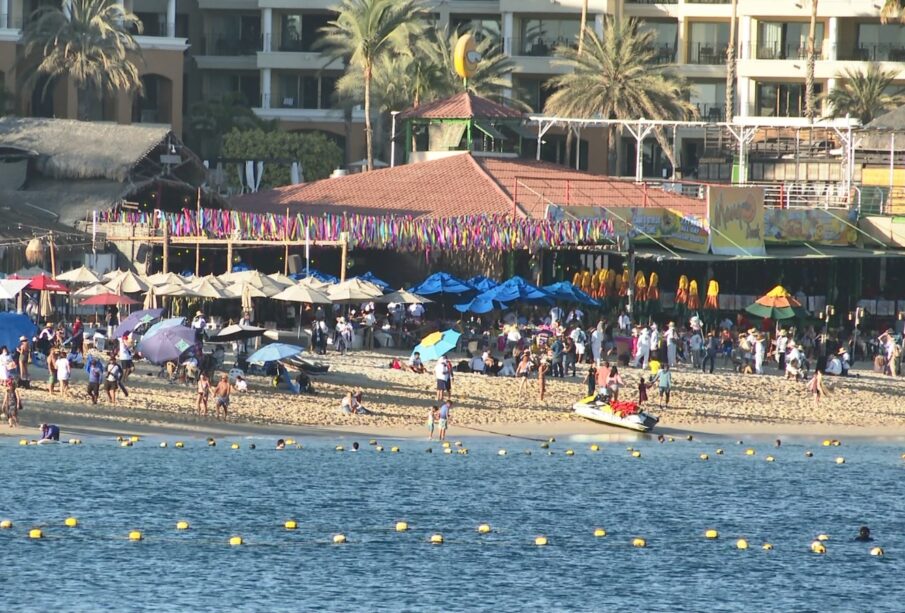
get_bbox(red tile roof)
[398,92,524,120]
[231,153,706,220]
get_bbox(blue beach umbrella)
[0,313,37,350]
[491,276,553,304]
[138,326,196,365]
[248,343,305,365]
[113,308,165,338]
[454,294,507,314]
[354,272,390,291]
[466,275,499,292]
[411,329,461,362]
[410,272,474,296]
[143,317,186,340]
[542,281,601,307]
[290,269,339,284]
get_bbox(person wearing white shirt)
[590,322,605,364]
[505,325,521,352]
[618,312,631,335]
[550,306,564,324]
[754,334,766,374]
[0,347,11,382]
[632,327,651,369]
[191,310,207,341]
[407,352,425,374]
[408,303,425,319]
[55,354,71,396]
[363,311,376,350]
[665,322,679,368]
[650,324,660,361]
[435,358,450,401]
[774,331,789,371]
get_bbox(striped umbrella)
[745,286,806,321]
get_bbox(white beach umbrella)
[0,279,33,300]
[327,278,384,303]
[184,278,227,299]
[105,271,149,294]
[267,272,294,287]
[297,276,331,291]
[273,284,332,305]
[377,289,432,304]
[73,283,112,298]
[155,283,200,298]
[57,265,102,284]
[147,271,185,287]
[224,282,268,300]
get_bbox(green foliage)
[221,129,343,188]
[187,93,274,159]
[881,0,905,23]
[824,63,905,124]
[21,0,143,100]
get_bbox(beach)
[6,348,905,440]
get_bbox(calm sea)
[1,433,902,612]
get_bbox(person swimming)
[352,442,360,451]
[855,526,873,542]
[276,439,285,450]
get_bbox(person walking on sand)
[56,351,71,397]
[105,358,123,405]
[806,369,826,403]
[654,363,672,409]
[437,400,451,441]
[637,375,649,406]
[427,405,438,440]
[435,356,451,402]
[702,331,718,374]
[665,322,679,368]
[591,321,605,365]
[516,352,532,396]
[754,333,766,375]
[196,372,211,417]
[213,374,231,420]
[86,357,102,405]
[47,348,59,395]
[538,357,549,401]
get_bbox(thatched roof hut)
[858,106,905,151]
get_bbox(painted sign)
[764,209,856,245]
[596,207,709,253]
[708,186,766,256]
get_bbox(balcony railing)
[695,103,725,121]
[685,0,730,3]
[752,42,825,60]
[201,34,261,56]
[839,44,905,62]
[688,42,728,64]
[511,36,575,57]
[627,0,678,4]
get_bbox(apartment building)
[1,0,902,173]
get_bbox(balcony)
[839,44,905,62]
[688,43,727,65]
[751,42,824,61]
[694,102,725,122]
[511,36,574,57]
[627,0,678,4]
[685,0,730,3]
[201,34,261,56]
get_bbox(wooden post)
[284,206,290,275]
[49,231,56,278]
[195,240,201,277]
[195,187,202,276]
[226,239,233,273]
[340,231,348,282]
[162,223,170,273]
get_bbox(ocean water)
[0,432,902,612]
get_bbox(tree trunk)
[364,63,373,171]
[725,0,737,120]
[805,0,818,122]
[568,1,588,169]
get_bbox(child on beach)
[47,349,58,395]
[585,364,597,397]
[427,405,438,440]
[197,373,211,416]
[637,376,649,405]
[538,358,549,401]
[5,378,21,428]
[806,370,826,403]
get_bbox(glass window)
[280,14,303,51]
[688,22,729,63]
[690,81,726,120]
[757,22,824,59]
[517,18,580,55]
[451,16,501,42]
[755,82,822,117]
[856,24,905,60]
[639,20,678,48]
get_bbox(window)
[755,82,823,117]
[516,18,580,55]
[688,22,729,64]
[513,76,553,113]
[639,20,678,63]
[690,81,726,120]
[757,22,824,60]
[451,16,501,42]
[856,24,905,61]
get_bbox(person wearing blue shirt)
[438,401,451,441]
[86,357,103,404]
[40,423,60,441]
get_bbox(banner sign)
[764,209,856,245]
[708,186,766,256]
[566,206,709,254]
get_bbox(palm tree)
[804,0,819,122]
[725,0,738,120]
[881,0,905,23]
[21,0,143,119]
[824,64,905,124]
[545,19,697,175]
[318,0,427,171]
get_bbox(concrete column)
[738,76,750,117]
[261,67,271,109]
[740,16,752,60]
[502,12,513,56]
[594,13,604,39]
[262,8,272,52]
[828,16,838,61]
[1,0,8,30]
[166,0,176,37]
[677,16,687,64]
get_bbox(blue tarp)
[410,272,474,296]
[542,281,601,306]
[466,275,499,292]
[0,313,37,351]
[354,272,390,291]
[290,269,340,284]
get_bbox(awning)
[508,123,537,140]
[474,121,506,141]
[632,245,905,262]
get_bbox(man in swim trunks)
[437,401,451,441]
[213,374,230,420]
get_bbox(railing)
[626,0,678,4]
[263,33,316,52]
[688,42,728,65]
[838,44,905,62]
[751,42,825,61]
[695,103,725,122]
[685,0,730,3]
[510,36,574,57]
[201,34,261,56]
[756,182,856,210]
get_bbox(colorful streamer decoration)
[99,208,616,253]
[675,275,689,306]
[704,279,720,310]
[687,280,700,310]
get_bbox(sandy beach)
[5,347,905,441]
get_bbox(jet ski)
[572,395,659,433]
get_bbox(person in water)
[39,423,60,441]
[276,439,286,450]
[855,526,873,542]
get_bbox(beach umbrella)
[410,272,473,296]
[266,272,295,287]
[296,276,331,291]
[114,308,165,338]
[377,289,432,304]
[210,324,267,343]
[146,271,185,286]
[467,275,499,293]
[687,280,701,310]
[290,269,339,284]
[184,278,227,299]
[56,265,101,284]
[247,342,305,365]
[327,278,384,303]
[143,317,186,340]
[0,313,37,349]
[454,294,504,314]
[542,281,600,307]
[138,326,196,365]
[81,292,140,306]
[273,284,332,304]
[224,281,268,300]
[27,274,69,293]
[704,279,719,310]
[489,276,552,304]
[102,269,126,282]
[745,286,806,321]
[353,272,390,291]
[39,290,53,319]
[0,279,32,300]
[143,285,158,310]
[155,283,200,298]
[411,329,461,362]
[74,283,112,298]
[105,271,149,294]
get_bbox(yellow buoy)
[477,524,492,534]
[159,442,168,448]
[19,439,28,446]
[335,445,345,452]
[443,448,453,454]
[715,449,724,455]
[395,522,409,532]
[120,441,132,448]
[590,444,600,452]
[817,534,829,541]
[736,538,749,550]
[700,454,710,461]
[130,435,140,443]
[631,450,642,458]
[765,456,775,462]
[901,453,905,460]
[176,521,190,530]
[632,537,647,548]
[498,449,507,456]
[458,448,469,455]
[870,547,884,557]
[430,534,444,544]
[68,438,78,445]
[822,439,832,447]
[375,446,384,452]
[668,437,675,443]
[836,457,845,464]
[175,441,185,448]
[64,517,78,528]
[333,534,347,544]
[29,528,43,539]
[284,520,298,530]
[565,449,575,456]
[442,442,451,448]
[285,439,296,446]
[229,536,243,546]
[231,443,240,450]
[762,543,774,551]
[391,447,400,453]
[593,528,607,538]
[129,531,143,541]
[810,541,826,554]
[626,447,634,452]
[0,520,12,529]
[704,529,719,539]
[535,536,549,546]
[745,448,756,456]
[686,435,694,441]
